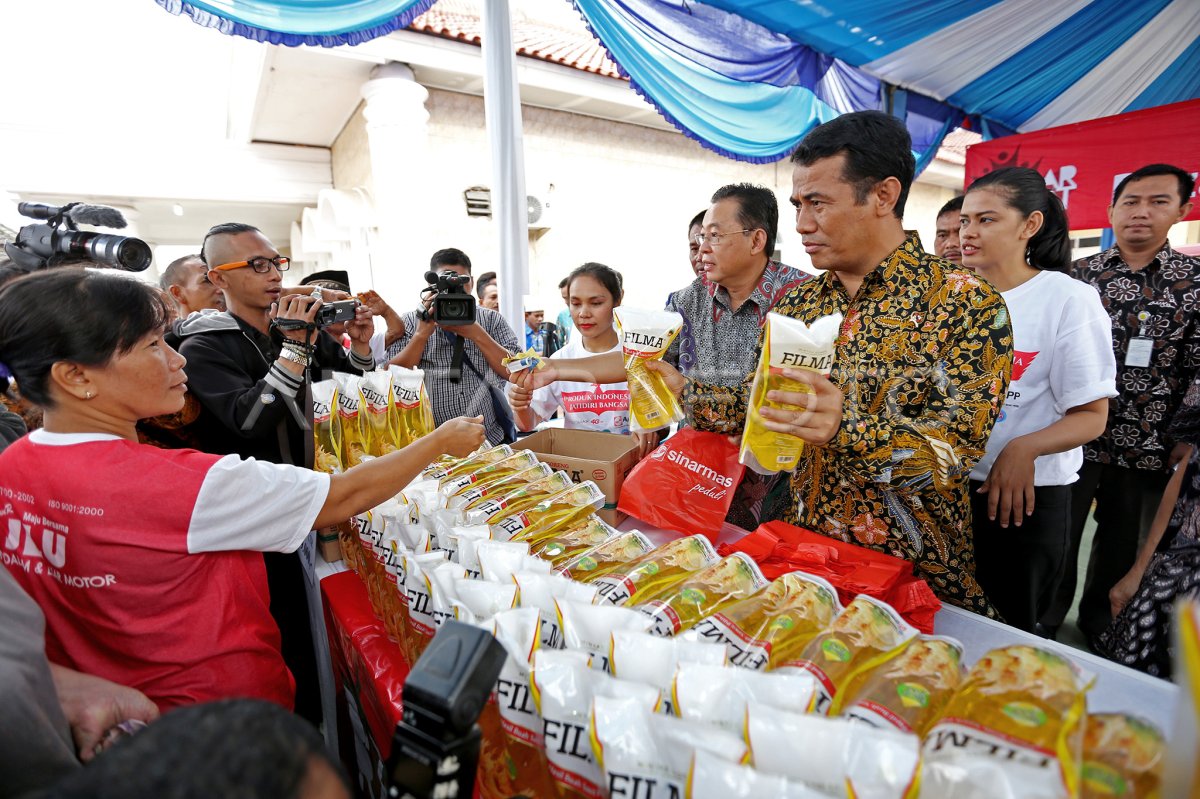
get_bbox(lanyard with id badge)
[1127,310,1154,368]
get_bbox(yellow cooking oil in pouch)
[556,530,654,581]
[922,645,1093,799]
[740,312,842,475]
[493,482,606,542]
[613,307,684,434]
[1081,714,1164,799]
[439,450,541,498]
[771,594,917,716]
[358,369,397,457]
[389,365,434,446]
[311,379,342,474]
[332,372,369,468]
[453,463,552,512]
[584,535,719,606]
[527,516,619,566]
[633,553,769,637]
[841,634,966,737]
[464,470,576,526]
[687,571,841,671]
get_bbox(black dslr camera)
[387,621,506,799]
[4,202,152,272]
[418,270,476,326]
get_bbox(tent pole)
[481,0,531,344]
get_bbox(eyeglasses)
[694,229,754,247]
[212,255,291,273]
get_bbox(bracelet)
[281,339,315,356]
[278,348,310,367]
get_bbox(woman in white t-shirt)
[0,269,484,712]
[961,166,1117,632]
[510,263,658,458]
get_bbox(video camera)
[4,202,152,272]
[418,270,477,326]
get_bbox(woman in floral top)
[1098,373,1200,677]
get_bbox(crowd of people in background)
[1,108,1198,796]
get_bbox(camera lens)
[442,299,467,319]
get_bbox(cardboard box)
[512,428,640,526]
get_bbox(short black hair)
[430,248,472,273]
[0,268,172,407]
[688,210,705,231]
[0,253,24,291]
[709,183,780,256]
[1113,163,1196,206]
[558,276,569,290]
[790,110,915,219]
[45,699,349,799]
[200,222,262,265]
[476,271,496,299]
[159,254,204,290]
[937,195,964,219]
[566,262,623,304]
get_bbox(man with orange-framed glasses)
[175,222,375,727]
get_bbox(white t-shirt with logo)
[529,338,631,435]
[971,270,1117,486]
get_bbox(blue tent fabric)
[154,0,1200,164]
[155,0,435,46]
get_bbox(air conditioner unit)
[527,194,553,230]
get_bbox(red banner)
[964,99,1200,231]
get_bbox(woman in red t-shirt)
[0,269,484,711]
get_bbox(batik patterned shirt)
[666,259,811,386]
[1070,242,1200,472]
[681,234,1013,618]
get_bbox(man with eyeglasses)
[176,222,375,727]
[664,184,810,526]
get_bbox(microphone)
[16,202,130,229]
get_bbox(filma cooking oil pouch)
[332,372,368,468]
[744,701,921,798]
[922,644,1093,799]
[591,695,746,799]
[529,649,660,799]
[684,571,841,670]
[670,662,817,733]
[632,553,768,637]
[358,369,398,457]
[613,307,684,434]
[772,594,917,716]
[388,365,434,445]
[485,607,559,799]
[739,312,843,475]
[556,600,653,673]
[609,630,725,713]
[556,530,655,582]
[583,535,719,606]
[311,379,342,474]
[841,634,966,737]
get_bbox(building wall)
[330,87,959,312]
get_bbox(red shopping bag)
[618,427,745,539]
[720,520,942,633]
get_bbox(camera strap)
[447,331,465,384]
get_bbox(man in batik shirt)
[1043,163,1200,645]
[668,112,1013,618]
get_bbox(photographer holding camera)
[388,248,520,446]
[176,222,375,726]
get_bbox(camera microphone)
[8,202,152,273]
[17,202,130,229]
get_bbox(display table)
[316,516,1181,791]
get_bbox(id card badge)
[1126,337,1154,368]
